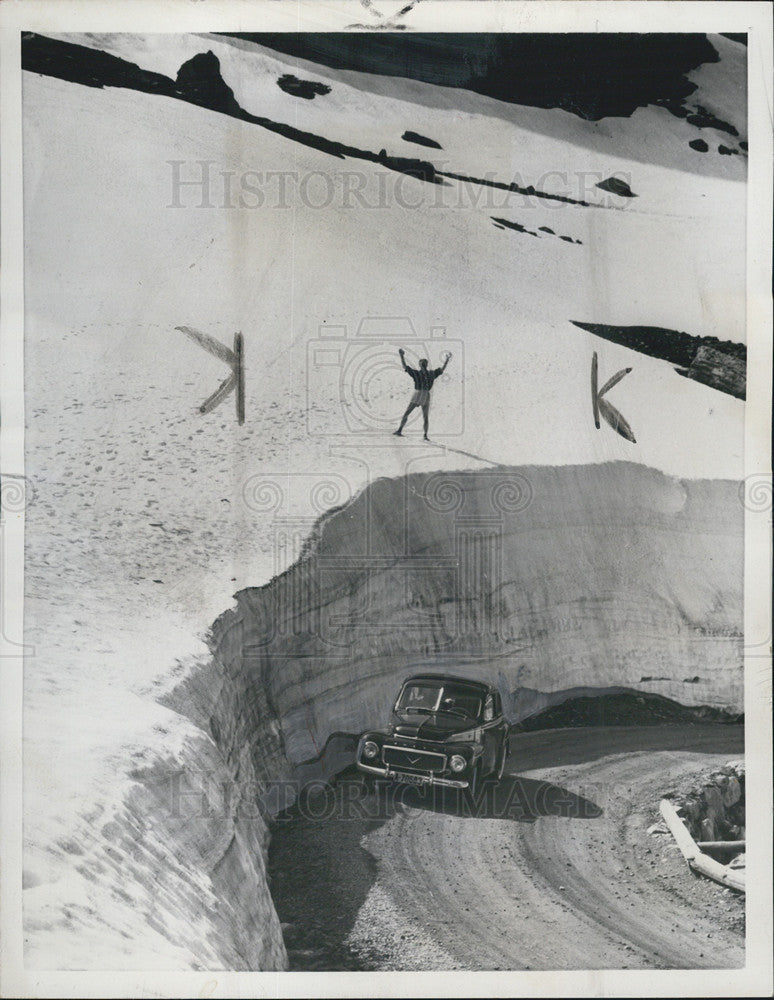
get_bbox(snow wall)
[154,460,742,968]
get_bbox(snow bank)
[25,720,286,970]
[199,461,742,777]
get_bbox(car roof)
[401,673,493,694]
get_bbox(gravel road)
[268,724,744,970]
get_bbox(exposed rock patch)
[596,175,637,198]
[176,51,241,115]
[571,321,745,398]
[672,761,745,844]
[402,130,443,149]
[685,104,739,136]
[277,74,331,99]
[675,344,746,399]
[651,759,745,890]
[493,216,582,244]
[227,32,722,120]
[517,692,742,730]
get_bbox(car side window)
[484,695,493,722]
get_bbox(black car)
[356,674,509,796]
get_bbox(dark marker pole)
[234,332,245,425]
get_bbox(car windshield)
[397,683,442,713]
[396,682,483,720]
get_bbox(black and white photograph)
[0,1,771,996]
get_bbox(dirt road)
[268,724,744,970]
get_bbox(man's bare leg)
[422,402,430,440]
[394,401,418,435]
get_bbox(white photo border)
[1,2,771,997]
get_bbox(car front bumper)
[357,760,469,788]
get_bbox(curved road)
[269,724,744,970]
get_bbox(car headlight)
[363,740,379,759]
[449,754,467,772]
[450,728,480,743]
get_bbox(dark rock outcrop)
[685,104,739,136]
[596,176,637,198]
[670,760,745,843]
[175,51,242,115]
[571,321,745,397]
[675,344,746,399]
[277,74,331,99]
[226,32,721,120]
[402,130,443,149]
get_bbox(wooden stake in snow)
[659,799,745,893]
[176,327,245,425]
[591,351,636,443]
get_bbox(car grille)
[382,745,447,773]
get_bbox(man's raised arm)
[398,348,411,372]
[440,351,452,373]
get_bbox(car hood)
[389,710,477,740]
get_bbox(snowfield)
[20,32,746,970]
